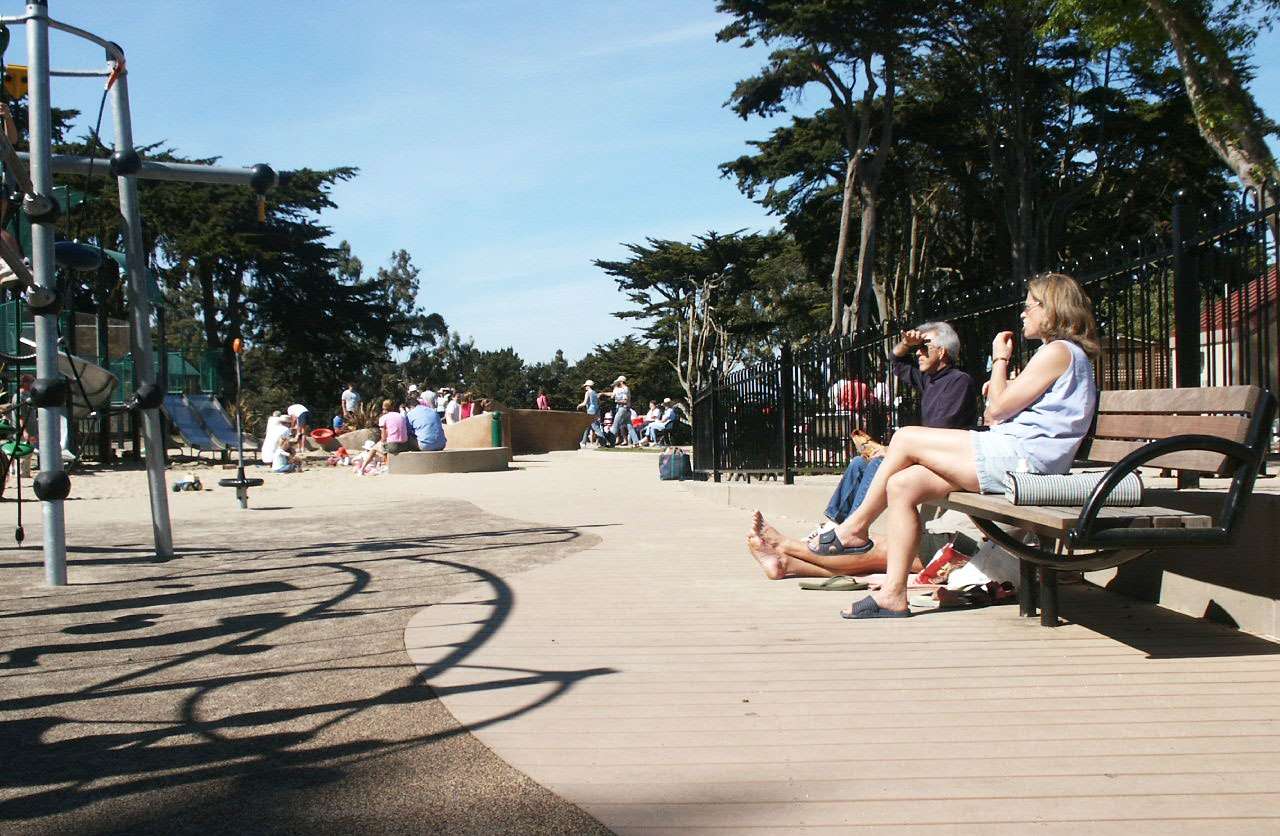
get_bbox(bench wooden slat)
[1085,438,1232,474]
[1093,413,1252,443]
[939,491,1210,539]
[1098,386,1261,414]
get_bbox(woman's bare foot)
[746,533,787,580]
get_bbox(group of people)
[260,380,488,477]
[335,382,484,433]
[344,382,486,475]
[577,375,680,448]
[748,272,1101,619]
[259,403,313,473]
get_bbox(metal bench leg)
[1039,569,1059,627]
[1019,559,1037,618]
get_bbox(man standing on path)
[340,383,360,420]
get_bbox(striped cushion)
[1006,471,1143,507]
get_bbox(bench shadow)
[1058,584,1280,659]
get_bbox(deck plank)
[403,451,1280,833]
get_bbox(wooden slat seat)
[937,385,1275,627]
[939,491,1211,541]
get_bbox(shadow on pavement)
[0,513,614,835]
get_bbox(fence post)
[709,367,722,484]
[780,341,795,485]
[1171,194,1201,489]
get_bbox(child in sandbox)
[272,437,300,473]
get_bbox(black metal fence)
[693,191,1279,481]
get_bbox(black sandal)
[807,529,875,557]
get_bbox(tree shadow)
[0,524,616,827]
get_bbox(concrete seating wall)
[386,447,510,475]
[444,412,511,456]
[508,409,593,454]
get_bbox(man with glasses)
[814,322,977,538]
[891,322,977,430]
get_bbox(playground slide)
[18,337,119,418]
[187,393,257,450]
[161,393,223,452]
[59,352,118,418]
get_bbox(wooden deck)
[405,451,1280,834]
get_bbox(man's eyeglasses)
[914,342,935,354]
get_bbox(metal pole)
[1171,195,1202,490]
[780,342,794,485]
[16,152,278,188]
[108,47,173,558]
[26,1,67,585]
[709,368,721,484]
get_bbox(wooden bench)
[937,385,1276,627]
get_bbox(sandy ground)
[0,456,612,835]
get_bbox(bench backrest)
[1084,385,1268,475]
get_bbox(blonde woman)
[788,273,1100,618]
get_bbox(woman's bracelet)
[992,356,1011,363]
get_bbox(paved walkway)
[0,481,611,835]
[406,450,1280,835]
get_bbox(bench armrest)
[1067,433,1257,549]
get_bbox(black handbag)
[658,448,692,481]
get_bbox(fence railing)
[693,191,1279,481]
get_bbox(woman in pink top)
[377,398,414,454]
[536,389,550,410]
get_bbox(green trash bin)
[489,411,503,448]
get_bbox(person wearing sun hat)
[608,375,639,446]
[577,379,609,447]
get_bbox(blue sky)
[12,1,1280,364]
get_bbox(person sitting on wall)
[377,398,415,455]
[407,394,446,452]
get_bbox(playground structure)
[0,2,281,584]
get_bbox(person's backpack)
[658,448,692,481]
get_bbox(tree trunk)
[828,154,859,335]
[850,52,896,332]
[1146,0,1279,212]
[827,55,878,337]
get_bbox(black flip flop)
[841,596,910,619]
[807,528,875,557]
